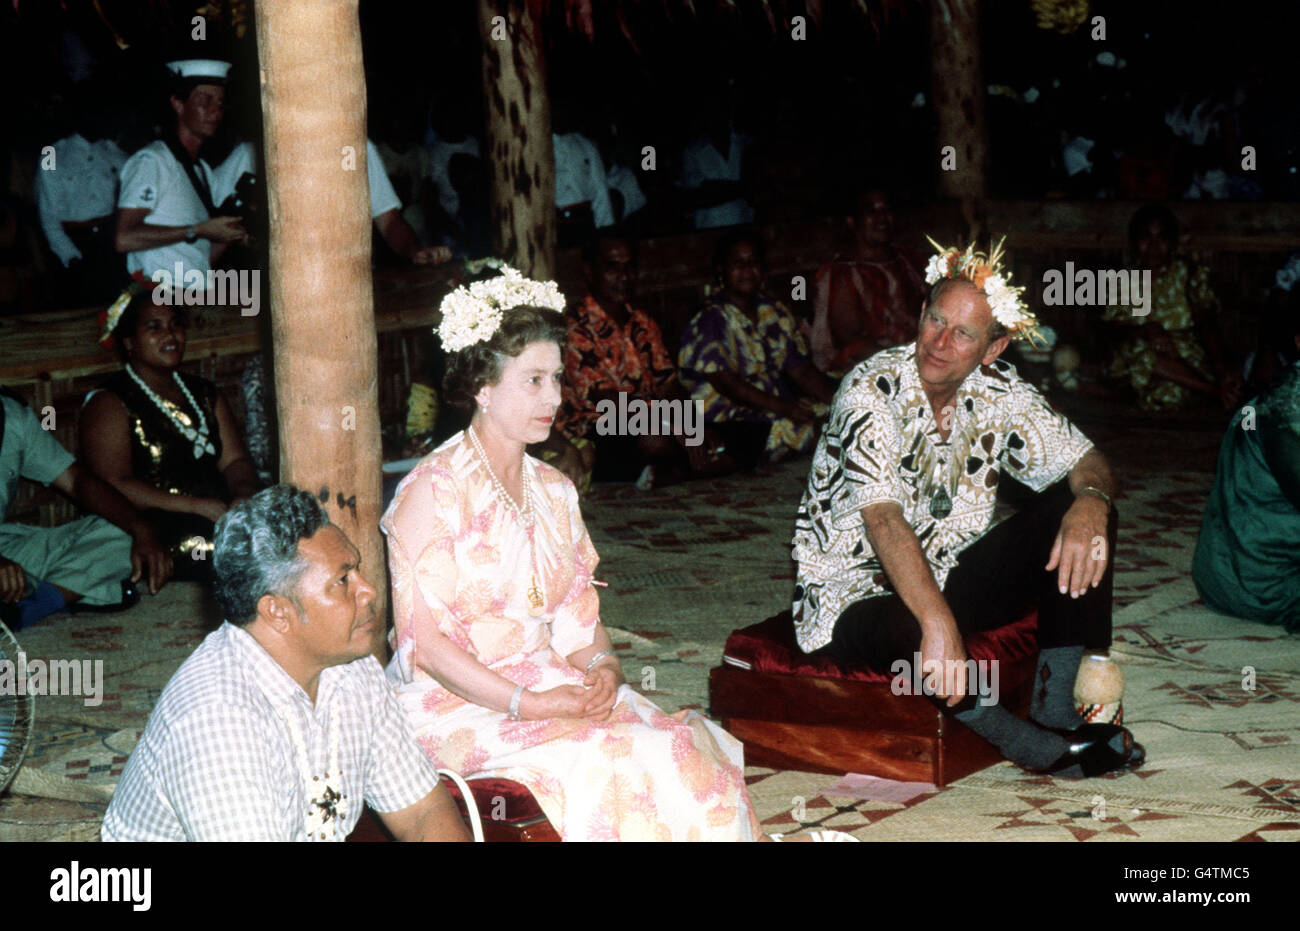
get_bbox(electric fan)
[0,620,34,795]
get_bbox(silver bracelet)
[507,684,524,721]
[584,650,614,676]
[1078,485,1112,506]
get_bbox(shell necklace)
[279,699,348,841]
[467,425,546,617]
[125,364,215,459]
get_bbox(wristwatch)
[184,225,198,244]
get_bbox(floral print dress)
[382,431,762,840]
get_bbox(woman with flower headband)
[78,283,261,576]
[383,267,852,840]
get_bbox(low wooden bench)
[709,609,1040,786]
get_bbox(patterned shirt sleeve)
[631,312,677,397]
[161,703,285,841]
[827,376,911,528]
[1186,262,1219,315]
[772,300,812,374]
[557,309,602,439]
[548,475,601,658]
[1002,380,1094,492]
[678,305,733,382]
[360,658,441,812]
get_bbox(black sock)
[1030,645,1085,730]
[954,701,1069,770]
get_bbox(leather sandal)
[1036,723,1146,778]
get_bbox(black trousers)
[819,480,1117,673]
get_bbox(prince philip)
[793,238,1144,777]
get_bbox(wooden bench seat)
[709,609,1040,786]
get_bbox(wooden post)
[254,0,387,659]
[929,0,988,242]
[479,0,556,279]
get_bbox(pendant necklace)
[279,700,347,841]
[125,363,215,459]
[916,408,971,522]
[929,484,952,520]
[468,426,546,617]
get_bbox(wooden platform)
[709,608,1041,786]
[710,663,1034,786]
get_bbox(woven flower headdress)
[923,236,1042,345]
[98,270,157,348]
[437,264,566,352]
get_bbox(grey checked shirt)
[102,622,439,841]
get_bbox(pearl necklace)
[467,425,546,617]
[279,700,348,841]
[125,364,216,459]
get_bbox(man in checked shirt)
[792,237,1146,779]
[103,485,469,841]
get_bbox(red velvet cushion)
[441,776,546,825]
[722,609,1039,682]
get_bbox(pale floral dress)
[382,431,762,841]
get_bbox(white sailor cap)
[166,59,231,83]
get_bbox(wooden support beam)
[254,0,388,659]
[929,0,989,242]
[479,0,556,279]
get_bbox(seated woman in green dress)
[1192,300,1300,629]
[1101,205,1243,412]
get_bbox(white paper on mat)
[822,773,936,803]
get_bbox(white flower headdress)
[923,235,1042,345]
[436,265,567,352]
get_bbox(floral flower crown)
[923,236,1042,345]
[98,271,157,348]
[437,264,567,353]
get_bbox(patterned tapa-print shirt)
[556,294,676,440]
[791,343,1094,652]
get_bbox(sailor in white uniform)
[115,59,247,283]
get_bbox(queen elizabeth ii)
[382,268,850,841]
